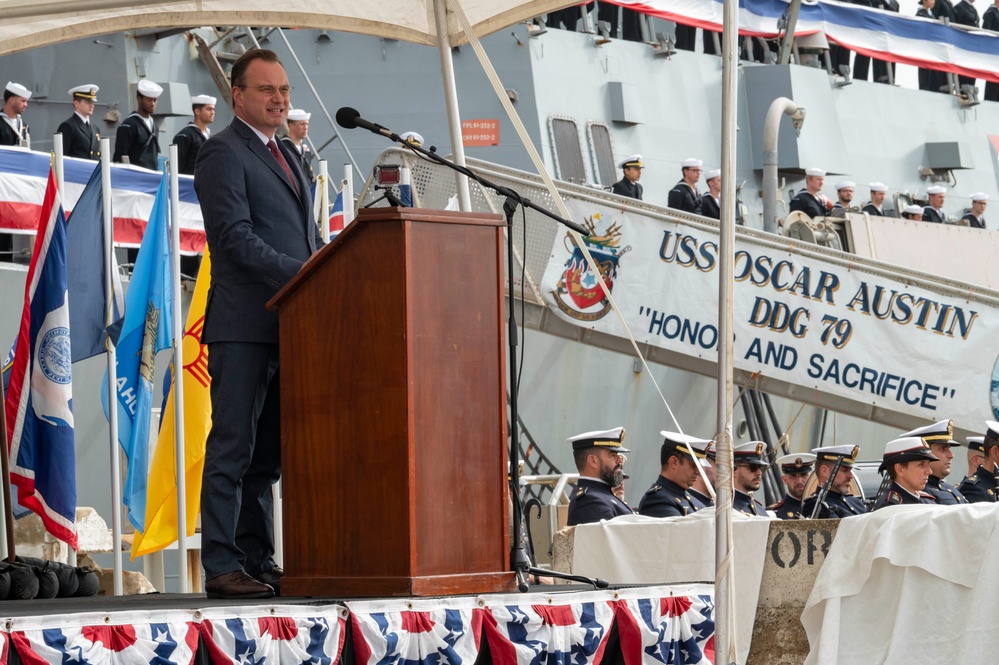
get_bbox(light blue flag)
[102,172,173,531]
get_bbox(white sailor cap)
[69,84,99,100]
[705,169,721,181]
[136,80,163,99]
[681,157,702,169]
[191,94,217,106]
[5,82,30,100]
[812,444,860,466]
[287,108,311,122]
[805,167,826,177]
[967,436,985,453]
[984,421,999,447]
[880,437,938,472]
[926,185,947,195]
[869,182,887,193]
[568,427,630,453]
[903,204,924,216]
[900,419,959,446]
[834,180,855,191]
[776,452,816,474]
[970,192,989,202]
[733,441,770,467]
[619,153,642,169]
[399,131,423,146]
[660,431,713,467]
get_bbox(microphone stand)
[365,127,597,591]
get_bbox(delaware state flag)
[3,168,77,548]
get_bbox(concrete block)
[79,553,157,596]
[551,525,575,584]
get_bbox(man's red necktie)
[267,139,299,196]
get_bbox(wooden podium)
[267,207,516,597]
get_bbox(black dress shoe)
[255,566,284,594]
[206,570,275,600]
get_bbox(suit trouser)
[201,341,282,580]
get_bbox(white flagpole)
[342,163,354,227]
[99,138,124,596]
[168,145,189,593]
[318,159,330,244]
[50,136,77,567]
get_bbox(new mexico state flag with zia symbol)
[131,248,213,558]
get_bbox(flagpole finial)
[50,151,55,169]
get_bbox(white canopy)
[0,0,575,54]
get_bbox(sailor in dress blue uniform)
[732,441,770,516]
[803,445,867,518]
[768,453,816,519]
[958,421,999,503]
[0,81,31,147]
[922,185,947,223]
[638,431,713,518]
[566,427,634,526]
[961,192,987,229]
[667,157,702,214]
[901,419,967,505]
[789,167,831,219]
[872,437,939,510]
[862,182,889,217]
[700,169,721,220]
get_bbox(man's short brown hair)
[230,49,284,93]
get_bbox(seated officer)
[768,453,816,519]
[958,421,999,503]
[688,439,715,509]
[733,441,770,516]
[566,427,634,526]
[965,436,985,479]
[803,445,866,518]
[611,454,636,512]
[638,431,712,518]
[872,438,939,510]
[902,419,967,505]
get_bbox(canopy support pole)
[434,0,472,211]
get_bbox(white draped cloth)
[801,503,999,664]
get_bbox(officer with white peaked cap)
[959,421,999,503]
[57,84,101,160]
[611,153,643,200]
[901,419,967,505]
[872,437,938,510]
[732,441,770,516]
[566,427,633,526]
[638,431,713,518]
[768,453,816,519]
[804,444,867,517]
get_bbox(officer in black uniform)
[566,427,634,526]
[902,419,968,505]
[961,192,987,229]
[768,453,816,519]
[789,167,831,219]
[700,169,721,220]
[965,435,985,480]
[610,154,643,200]
[638,431,713,518]
[688,440,715,508]
[57,84,101,160]
[667,157,702,214]
[922,185,947,223]
[281,108,315,183]
[113,79,162,171]
[173,94,216,176]
[803,445,867,518]
[958,421,999,503]
[0,82,31,147]
[862,183,888,217]
[872,437,939,510]
[733,441,770,516]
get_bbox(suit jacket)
[280,137,315,183]
[0,116,20,146]
[113,112,160,170]
[57,114,99,160]
[611,177,642,200]
[194,117,323,345]
[922,206,945,223]
[173,124,208,176]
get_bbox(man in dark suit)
[57,84,101,160]
[923,185,946,222]
[195,48,323,600]
[566,427,633,526]
[173,94,215,176]
[700,168,721,219]
[113,79,162,170]
[610,154,643,200]
[0,81,30,147]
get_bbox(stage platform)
[0,583,715,665]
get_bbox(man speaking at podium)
[194,48,323,599]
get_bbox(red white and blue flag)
[2,168,77,548]
[8,616,199,664]
[613,585,715,665]
[349,597,484,665]
[200,607,347,665]
[329,188,345,238]
[483,592,616,665]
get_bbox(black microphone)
[335,106,395,139]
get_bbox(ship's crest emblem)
[553,214,630,321]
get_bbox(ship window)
[548,116,587,184]
[588,122,616,186]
